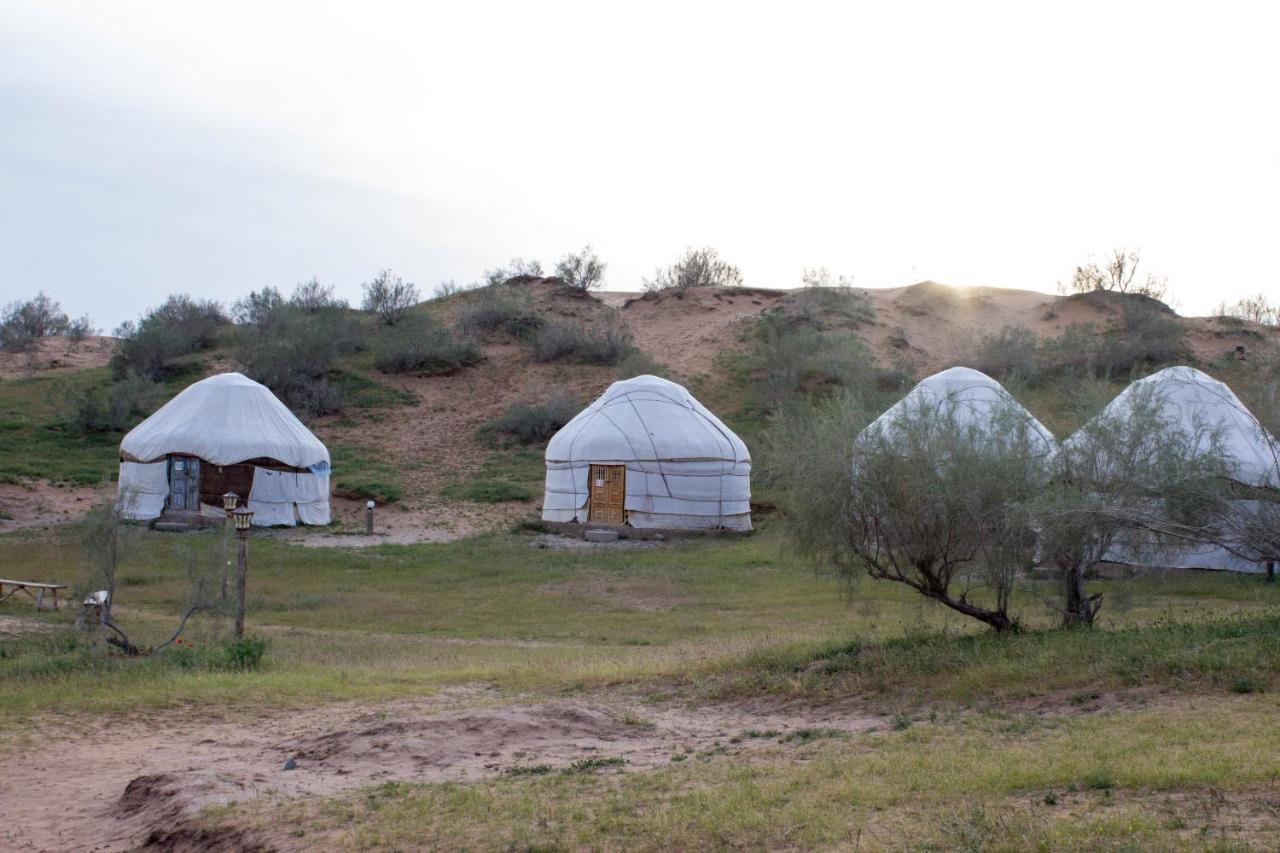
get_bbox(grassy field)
[225,694,1280,850]
[3,524,1280,848]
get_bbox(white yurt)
[542,375,752,531]
[118,372,331,526]
[859,366,1057,455]
[1071,365,1279,573]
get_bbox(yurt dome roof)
[863,366,1057,455]
[546,375,749,464]
[1070,366,1278,489]
[119,372,330,469]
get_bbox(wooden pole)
[234,533,248,638]
[365,500,374,535]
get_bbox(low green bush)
[481,391,579,444]
[456,285,542,339]
[533,317,631,365]
[372,314,482,375]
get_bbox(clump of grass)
[566,756,625,773]
[331,443,404,504]
[1082,769,1115,791]
[781,727,845,743]
[507,764,552,776]
[442,479,532,503]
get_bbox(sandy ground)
[0,688,884,851]
[619,288,785,377]
[0,481,115,531]
[0,336,117,380]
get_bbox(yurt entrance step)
[152,511,214,532]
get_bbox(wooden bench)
[0,578,68,611]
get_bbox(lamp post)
[232,505,254,638]
[365,500,375,535]
[221,492,238,600]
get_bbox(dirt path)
[0,690,882,851]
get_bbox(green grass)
[220,694,1280,850]
[0,370,126,484]
[329,442,404,503]
[3,526,1280,721]
[440,446,544,504]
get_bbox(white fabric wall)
[248,467,331,527]
[542,375,753,531]
[543,458,751,529]
[117,461,168,520]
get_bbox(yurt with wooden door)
[542,375,752,531]
[117,372,331,526]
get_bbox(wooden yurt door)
[587,464,626,525]
[167,455,201,511]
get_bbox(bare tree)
[555,246,607,293]
[361,269,420,325]
[643,247,743,293]
[291,277,346,312]
[81,496,224,654]
[1217,294,1279,328]
[485,257,544,287]
[1060,248,1168,302]
[768,392,1048,632]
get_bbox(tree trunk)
[927,590,1019,632]
[234,536,248,638]
[1061,562,1102,628]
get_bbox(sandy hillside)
[0,334,117,379]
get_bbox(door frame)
[166,454,201,512]
[587,463,626,525]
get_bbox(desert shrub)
[63,373,165,433]
[1060,248,1168,301]
[1217,294,1279,328]
[64,315,96,347]
[112,295,227,380]
[483,391,580,444]
[235,305,364,416]
[786,272,875,328]
[533,316,632,365]
[0,320,35,352]
[1096,301,1189,377]
[362,269,420,325]
[231,286,287,326]
[977,325,1041,381]
[555,245,607,293]
[1,293,70,340]
[456,284,542,339]
[643,247,743,292]
[372,313,483,375]
[291,277,345,312]
[745,314,876,413]
[484,257,543,287]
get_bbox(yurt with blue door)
[542,375,752,531]
[117,372,331,526]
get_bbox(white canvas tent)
[859,366,1057,455]
[1070,366,1279,573]
[542,375,751,531]
[118,372,331,526]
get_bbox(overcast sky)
[3,1,1277,330]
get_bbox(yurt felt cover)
[543,375,751,528]
[120,372,329,469]
[1070,366,1279,489]
[862,366,1057,455]
[1066,366,1279,573]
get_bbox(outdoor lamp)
[222,491,239,514]
[232,505,254,534]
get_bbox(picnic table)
[0,578,68,611]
